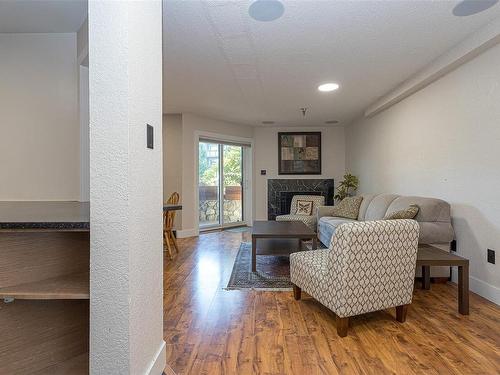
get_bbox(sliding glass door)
[222,145,243,225]
[199,141,244,229]
[199,141,220,227]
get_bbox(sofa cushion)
[386,196,451,223]
[385,196,454,244]
[318,216,357,246]
[364,194,400,221]
[357,194,375,220]
[384,204,419,220]
[330,196,363,219]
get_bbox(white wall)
[254,126,346,220]
[163,114,183,228]
[0,33,79,200]
[346,42,500,304]
[89,1,165,374]
[180,113,254,236]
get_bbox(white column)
[89,1,165,374]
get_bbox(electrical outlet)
[487,249,495,264]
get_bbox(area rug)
[225,226,250,233]
[225,242,293,290]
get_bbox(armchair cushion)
[276,195,326,231]
[275,214,316,231]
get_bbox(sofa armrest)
[418,221,454,244]
[317,205,336,221]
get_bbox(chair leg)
[293,285,301,300]
[336,316,349,337]
[396,304,409,323]
[164,231,174,259]
[169,230,179,253]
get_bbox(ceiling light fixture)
[318,83,340,92]
[452,0,498,16]
[249,0,285,22]
[325,120,339,124]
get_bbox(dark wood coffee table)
[251,221,317,272]
[417,244,469,315]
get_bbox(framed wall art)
[278,132,321,175]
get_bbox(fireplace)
[267,179,334,220]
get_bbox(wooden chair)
[164,192,180,259]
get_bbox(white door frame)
[79,65,90,202]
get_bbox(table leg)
[312,237,317,250]
[458,264,469,315]
[251,237,257,273]
[422,265,430,290]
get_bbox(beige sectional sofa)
[317,194,454,277]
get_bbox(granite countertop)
[0,201,90,230]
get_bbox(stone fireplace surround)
[267,179,335,220]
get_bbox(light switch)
[147,124,154,149]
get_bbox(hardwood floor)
[164,230,500,375]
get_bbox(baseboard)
[145,340,166,375]
[469,276,500,305]
[176,228,199,238]
[451,269,500,305]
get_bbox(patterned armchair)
[290,219,420,337]
[275,195,325,231]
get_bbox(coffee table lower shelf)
[251,237,317,272]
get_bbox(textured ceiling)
[0,0,87,33]
[163,0,500,126]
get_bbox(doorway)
[198,140,247,230]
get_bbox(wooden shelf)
[0,272,89,300]
[39,352,89,375]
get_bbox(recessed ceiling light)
[325,120,339,124]
[262,121,275,125]
[453,0,498,16]
[249,0,285,22]
[318,83,340,92]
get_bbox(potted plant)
[334,173,359,201]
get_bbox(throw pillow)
[331,196,363,220]
[384,204,419,220]
[296,200,314,216]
